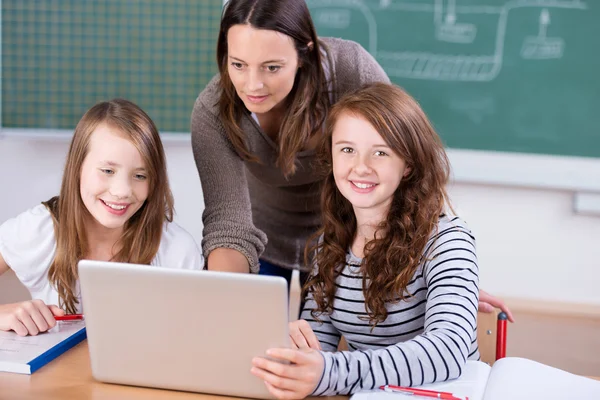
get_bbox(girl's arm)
[0,208,66,335]
[312,228,479,396]
[0,252,9,275]
[0,251,65,336]
[191,92,267,273]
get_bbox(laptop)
[78,260,291,399]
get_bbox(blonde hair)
[43,99,174,313]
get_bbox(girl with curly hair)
[251,82,481,398]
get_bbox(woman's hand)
[0,300,65,336]
[251,348,324,400]
[289,319,321,350]
[478,289,515,322]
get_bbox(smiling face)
[332,112,410,221]
[79,123,149,236]
[226,24,300,118]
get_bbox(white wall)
[1,136,599,306]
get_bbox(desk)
[0,341,346,400]
[1,341,598,400]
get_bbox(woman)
[191,0,513,319]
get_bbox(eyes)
[100,168,147,181]
[230,62,281,73]
[340,147,389,157]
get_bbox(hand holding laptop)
[251,347,324,399]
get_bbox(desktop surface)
[0,340,348,400]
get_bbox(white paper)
[483,357,600,400]
[351,361,491,400]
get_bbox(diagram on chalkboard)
[308,0,587,81]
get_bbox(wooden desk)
[1,340,597,400]
[0,341,346,400]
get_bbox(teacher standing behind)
[191,0,514,319]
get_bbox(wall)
[1,135,599,306]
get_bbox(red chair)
[477,310,508,365]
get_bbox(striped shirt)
[302,215,480,396]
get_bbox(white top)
[0,204,204,311]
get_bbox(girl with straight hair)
[0,99,203,336]
[251,83,480,398]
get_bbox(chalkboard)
[308,0,600,159]
[3,0,599,159]
[2,0,221,133]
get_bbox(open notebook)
[351,358,599,400]
[0,320,86,374]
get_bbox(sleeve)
[155,222,205,270]
[191,92,268,273]
[0,205,56,289]
[311,224,479,396]
[353,41,391,86]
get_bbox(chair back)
[478,309,501,365]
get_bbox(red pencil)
[55,314,84,321]
[380,385,464,400]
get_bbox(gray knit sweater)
[191,37,390,272]
[304,215,480,396]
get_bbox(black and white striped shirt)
[303,215,480,396]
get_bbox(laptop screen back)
[79,260,289,399]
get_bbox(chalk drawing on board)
[309,0,378,55]
[309,0,586,82]
[435,0,477,44]
[521,9,565,60]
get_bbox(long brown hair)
[305,83,451,326]
[216,0,329,177]
[42,99,174,313]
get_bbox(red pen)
[380,385,465,400]
[55,314,84,321]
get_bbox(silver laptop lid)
[79,260,290,399]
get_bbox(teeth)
[353,182,375,189]
[104,201,126,210]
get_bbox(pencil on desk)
[55,314,84,321]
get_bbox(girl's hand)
[289,320,321,350]
[0,300,65,336]
[478,289,515,322]
[251,348,324,400]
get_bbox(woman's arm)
[207,248,251,273]
[191,88,267,273]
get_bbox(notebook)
[0,320,86,374]
[78,260,292,400]
[351,358,600,400]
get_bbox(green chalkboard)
[308,0,600,159]
[2,0,221,133]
